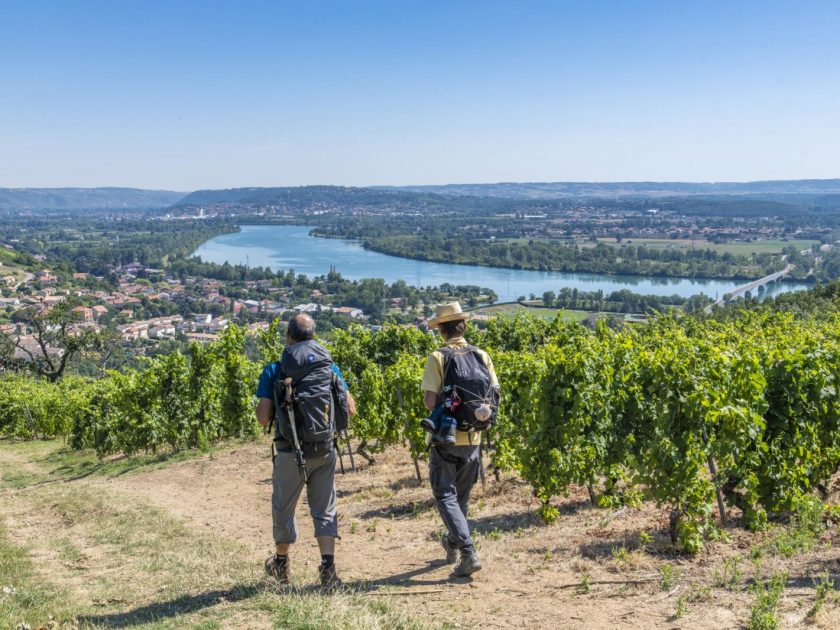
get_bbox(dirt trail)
[96,438,839,629]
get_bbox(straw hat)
[427,302,470,328]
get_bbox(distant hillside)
[7,180,840,211]
[174,180,840,208]
[174,185,439,208]
[0,188,187,211]
[382,179,840,199]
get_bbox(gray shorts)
[271,441,338,544]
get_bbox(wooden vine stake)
[702,427,728,526]
[395,386,422,482]
[23,402,37,440]
[343,430,357,472]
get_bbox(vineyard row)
[1,312,838,552]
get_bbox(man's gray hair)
[287,313,316,342]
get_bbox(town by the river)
[193,225,810,303]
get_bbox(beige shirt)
[421,336,499,446]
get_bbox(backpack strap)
[440,346,456,383]
[440,345,466,386]
[271,362,288,404]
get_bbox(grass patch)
[269,590,437,630]
[752,498,825,559]
[0,467,44,490]
[807,571,835,620]
[470,303,590,322]
[658,562,681,591]
[0,522,77,629]
[576,573,591,595]
[748,571,787,630]
[712,555,743,590]
[0,437,261,488]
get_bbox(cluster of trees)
[168,258,276,282]
[813,248,840,283]
[363,235,778,279]
[0,301,115,381]
[540,288,711,313]
[709,280,840,321]
[1,215,237,276]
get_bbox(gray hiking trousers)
[429,443,481,553]
[272,440,338,544]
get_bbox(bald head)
[287,313,316,343]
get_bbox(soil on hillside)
[97,439,840,629]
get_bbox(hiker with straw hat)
[421,302,500,578]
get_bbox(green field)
[498,236,819,256]
[0,248,26,283]
[591,237,819,255]
[470,302,590,322]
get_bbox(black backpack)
[441,345,500,432]
[274,340,347,444]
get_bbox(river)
[192,225,809,303]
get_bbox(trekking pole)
[283,378,308,482]
[484,430,500,482]
[478,436,486,486]
[336,439,346,474]
[266,395,278,462]
[343,429,356,472]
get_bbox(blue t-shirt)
[256,361,347,400]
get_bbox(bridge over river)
[705,265,793,314]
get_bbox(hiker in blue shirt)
[256,313,355,590]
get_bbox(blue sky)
[1,1,838,190]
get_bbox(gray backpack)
[441,345,500,432]
[274,340,336,444]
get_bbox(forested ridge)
[0,187,186,211]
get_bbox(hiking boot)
[319,561,342,591]
[431,431,457,445]
[441,536,459,564]
[420,417,436,433]
[452,551,482,578]
[264,554,290,584]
